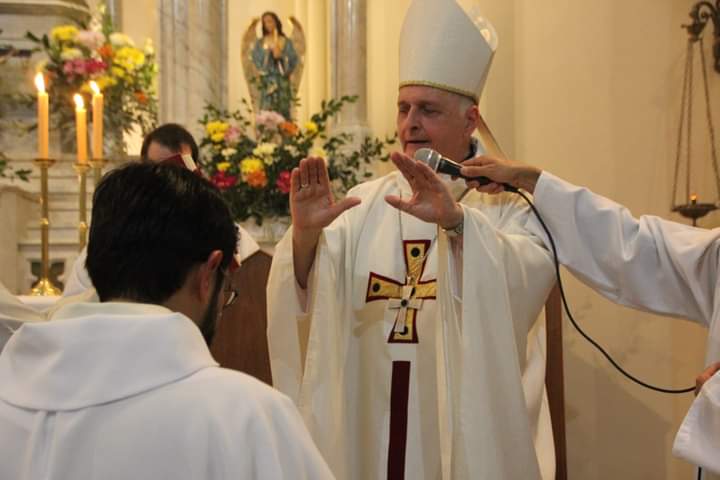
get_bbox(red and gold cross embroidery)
[365,240,437,343]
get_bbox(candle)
[691,194,698,205]
[74,94,88,164]
[89,81,103,159]
[35,73,49,159]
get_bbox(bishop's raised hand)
[385,152,463,230]
[290,156,361,235]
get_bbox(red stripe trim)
[387,361,411,480]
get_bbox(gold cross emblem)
[365,240,437,343]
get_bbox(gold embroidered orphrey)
[365,240,437,343]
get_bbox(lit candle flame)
[34,73,46,93]
[74,93,85,110]
[89,81,100,95]
[691,194,698,204]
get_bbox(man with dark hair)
[0,163,333,479]
[63,123,261,298]
[140,122,199,163]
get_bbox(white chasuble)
[267,171,556,480]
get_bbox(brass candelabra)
[74,162,90,250]
[30,157,61,296]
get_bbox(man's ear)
[464,104,480,136]
[197,250,224,303]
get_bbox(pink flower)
[211,171,238,190]
[224,126,241,144]
[85,58,107,74]
[255,110,285,130]
[275,170,292,194]
[62,58,107,78]
[75,30,106,50]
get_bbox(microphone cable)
[506,185,695,395]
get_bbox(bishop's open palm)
[290,157,360,232]
[385,152,463,228]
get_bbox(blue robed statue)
[242,12,305,120]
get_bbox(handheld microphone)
[414,148,517,192]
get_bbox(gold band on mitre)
[398,80,479,104]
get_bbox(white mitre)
[399,0,498,103]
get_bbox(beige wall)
[121,1,720,477]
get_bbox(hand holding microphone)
[414,148,537,194]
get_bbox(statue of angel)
[241,12,305,120]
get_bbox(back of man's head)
[86,163,236,303]
[140,123,199,162]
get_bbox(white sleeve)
[672,373,720,475]
[528,172,720,326]
[62,247,93,297]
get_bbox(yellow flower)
[110,66,126,79]
[206,121,229,134]
[50,25,78,44]
[206,121,230,143]
[311,146,327,158]
[253,142,277,157]
[95,75,117,90]
[114,46,145,72]
[60,47,83,60]
[216,161,231,172]
[305,121,319,135]
[240,157,265,177]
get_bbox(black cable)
[511,188,695,395]
[698,467,702,480]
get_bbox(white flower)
[284,144,299,157]
[75,30,106,50]
[109,32,134,47]
[221,147,237,158]
[144,38,155,56]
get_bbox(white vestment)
[62,223,260,297]
[0,302,333,480]
[267,171,556,479]
[528,171,720,478]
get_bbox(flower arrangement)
[199,97,394,223]
[26,5,157,155]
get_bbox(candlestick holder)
[30,157,61,296]
[74,162,90,250]
[90,157,107,186]
[672,202,718,226]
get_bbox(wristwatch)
[441,220,464,238]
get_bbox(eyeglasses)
[222,272,239,310]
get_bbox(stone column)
[158,0,227,140]
[104,0,122,29]
[330,0,368,139]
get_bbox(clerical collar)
[464,137,480,161]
